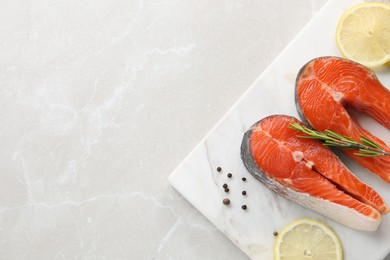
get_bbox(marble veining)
[0,0,339,259]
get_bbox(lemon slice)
[336,2,390,67]
[274,218,343,260]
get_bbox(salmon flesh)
[296,56,390,182]
[240,115,388,231]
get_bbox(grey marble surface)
[0,0,346,259]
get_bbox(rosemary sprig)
[288,121,390,157]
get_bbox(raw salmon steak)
[296,56,390,182]
[241,115,388,231]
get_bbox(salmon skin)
[241,115,388,231]
[295,56,390,182]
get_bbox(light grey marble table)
[0,0,337,259]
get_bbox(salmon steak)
[295,56,390,182]
[241,115,388,231]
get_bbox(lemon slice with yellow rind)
[336,2,390,67]
[274,218,343,260]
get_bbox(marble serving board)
[169,0,390,259]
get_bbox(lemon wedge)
[336,2,390,67]
[274,218,343,260]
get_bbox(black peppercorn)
[242,191,247,196]
[227,173,232,178]
[273,231,278,236]
[241,205,247,210]
[224,188,229,193]
[242,177,246,181]
[223,183,228,189]
[217,167,222,172]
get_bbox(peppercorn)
[227,173,232,178]
[223,198,230,205]
[241,205,247,210]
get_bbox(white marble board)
[169,0,390,259]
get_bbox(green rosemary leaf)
[361,136,382,149]
[288,121,389,158]
[325,130,357,143]
[295,135,321,139]
[323,140,339,145]
[323,143,336,147]
[359,149,383,155]
[354,152,383,157]
[324,130,344,139]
